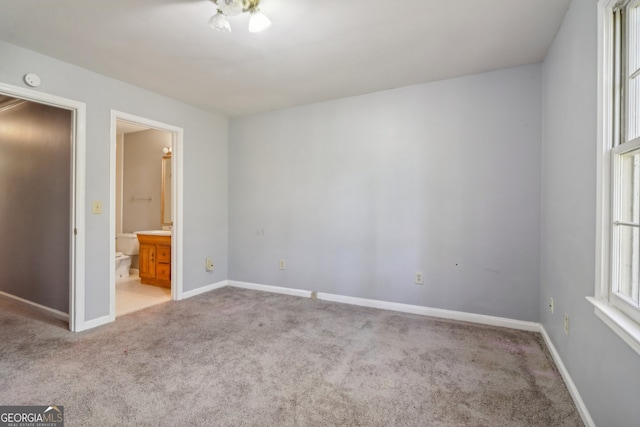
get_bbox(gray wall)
[122,129,171,233]
[0,39,229,321]
[229,64,542,321]
[540,0,640,425]
[0,99,71,312]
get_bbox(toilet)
[115,233,139,278]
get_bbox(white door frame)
[0,82,86,332]
[109,110,184,320]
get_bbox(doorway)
[0,82,86,331]
[109,111,183,320]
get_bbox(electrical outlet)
[415,271,423,285]
[279,259,286,270]
[549,297,554,314]
[205,257,214,272]
[563,314,570,335]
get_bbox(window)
[592,0,640,355]
[611,1,640,323]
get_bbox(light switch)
[92,200,103,214]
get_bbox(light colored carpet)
[0,287,582,426]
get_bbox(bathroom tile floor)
[116,273,171,317]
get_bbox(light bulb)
[209,11,231,32]
[248,10,271,33]
[217,0,245,17]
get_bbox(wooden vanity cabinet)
[137,234,171,288]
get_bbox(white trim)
[173,127,184,301]
[108,114,117,324]
[317,292,541,332]
[539,326,596,427]
[0,291,69,322]
[182,280,229,299]
[225,281,539,332]
[0,82,86,332]
[109,111,184,322]
[596,0,618,302]
[228,281,313,298]
[72,98,86,333]
[587,296,640,355]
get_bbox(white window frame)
[591,0,640,356]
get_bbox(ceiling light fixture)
[209,0,271,34]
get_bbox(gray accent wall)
[229,64,542,321]
[541,0,640,425]
[0,99,71,313]
[0,39,228,320]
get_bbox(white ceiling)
[0,0,571,117]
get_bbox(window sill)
[586,297,640,356]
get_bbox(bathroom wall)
[121,129,171,233]
[0,98,72,313]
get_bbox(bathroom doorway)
[110,111,183,319]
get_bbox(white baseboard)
[539,325,595,427]
[182,280,229,299]
[221,282,538,332]
[228,280,313,298]
[0,291,69,322]
[317,292,541,332]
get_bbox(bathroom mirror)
[161,155,172,226]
